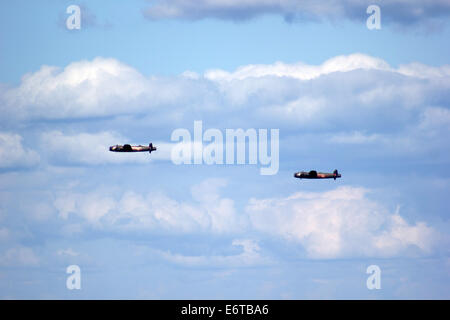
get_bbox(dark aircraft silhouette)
[294,169,341,180]
[109,143,157,153]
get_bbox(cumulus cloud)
[2,54,449,164]
[142,0,450,29]
[3,54,449,126]
[4,58,148,120]
[2,57,219,122]
[205,53,450,81]
[53,178,437,259]
[53,178,248,234]
[54,191,116,225]
[246,187,436,258]
[205,54,391,81]
[0,132,40,169]
[159,239,271,267]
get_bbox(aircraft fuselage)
[294,170,341,180]
[109,143,157,153]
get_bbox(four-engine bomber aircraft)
[108,143,342,181]
[294,169,341,180]
[109,143,157,153]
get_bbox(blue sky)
[0,0,449,299]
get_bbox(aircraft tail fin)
[333,169,339,180]
[149,143,157,153]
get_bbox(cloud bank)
[3,54,449,129]
[247,187,436,259]
[52,180,437,259]
[2,54,448,167]
[0,54,447,264]
[54,178,247,234]
[143,0,450,30]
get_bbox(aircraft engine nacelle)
[308,170,317,178]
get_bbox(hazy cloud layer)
[143,0,450,30]
[158,239,272,267]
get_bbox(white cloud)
[2,54,449,165]
[3,57,219,122]
[6,58,148,119]
[53,179,438,259]
[246,187,436,258]
[205,53,392,81]
[55,193,115,225]
[190,179,244,233]
[373,212,436,257]
[398,63,450,79]
[4,54,449,123]
[205,53,450,81]
[53,178,247,234]
[159,239,271,267]
[0,132,40,169]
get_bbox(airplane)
[109,143,157,153]
[294,169,341,180]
